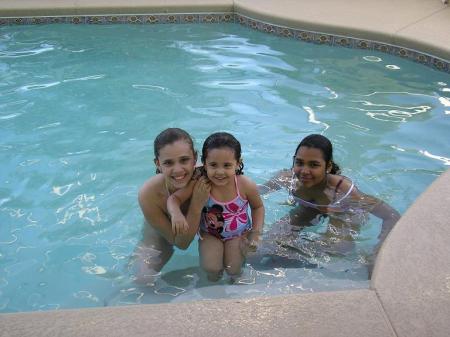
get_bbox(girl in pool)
[261,134,400,274]
[133,128,210,285]
[167,132,265,282]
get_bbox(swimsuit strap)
[333,178,344,201]
[234,176,243,199]
[333,179,354,205]
[289,177,355,208]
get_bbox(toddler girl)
[167,132,264,281]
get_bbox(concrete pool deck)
[1,1,449,336]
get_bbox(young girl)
[167,132,265,281]
[132,128,210,285]
[261,134,400,275]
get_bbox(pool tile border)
[0,12,449,73]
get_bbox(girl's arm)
[167,180,196,235]
[369,197,401,246]
[174,176,211,250]
[138,178,177,245]
[349,189,401,276]
[346,182,401,242]
[258,169,291,194]
[240,176,265,249]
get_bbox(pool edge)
[1,0,450,335]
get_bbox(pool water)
[0,23,449,313]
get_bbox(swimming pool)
[0,22,449,313]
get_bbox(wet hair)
[153,128,195,174]
[293,134,341,174]
[201,132,244,175]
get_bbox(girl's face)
[204,147,239,187]
[155,140,196,190]
[293,146,330,188]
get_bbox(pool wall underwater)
[0,1,449,336]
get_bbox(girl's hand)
[191,176,210,208]
[171,213,189,235]
[240,235,259,256]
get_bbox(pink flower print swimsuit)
[200,176,252,241]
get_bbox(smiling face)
[204,147,239,187]
[155,140,197,190]
[293,146,331,188]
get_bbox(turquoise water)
[0,23,449,313]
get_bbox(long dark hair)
[293,134,341,174]
[201,132,244,175]
[153,128,195,174]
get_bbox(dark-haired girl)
[133,128,210,285]
[261,134,400,275]
[167,132,264,282]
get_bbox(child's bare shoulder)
[237,175,258,193]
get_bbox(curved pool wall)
[0,1,449,336]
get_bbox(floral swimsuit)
[200,176,252,241]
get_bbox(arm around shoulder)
[138,177,176,245]
[175,176,211,250]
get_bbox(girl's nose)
[173,162,184,173]
[301,166,310,174]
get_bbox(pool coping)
[1,1,450,337]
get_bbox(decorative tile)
[297,31,314,42]
[49,17,64,24]
[220,14,234,23]
[314,34,333,45]
[107,16,125,24]
[412,52,431,66]
[397,48,410,58]
[247,19,259,30]
[71,16,84,24]
[0,12,448,73]
[335,36,352,48]
[199,14,217,23]
[145,15,160,24]
[164,15,179,24]
[236,15,248,26]
[277,27,294,38]
[181,14,198,23]
[373,43,394,54]
[355,40,373,50]
[87,16,106,24]
[261,23,276,34]
[31,17,48,24]
[13,17,25,25]
[433,58,448,72]
[127,15,143,24]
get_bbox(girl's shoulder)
[236,175,258,196]
[328,174,361,198]
[139,174,166,204]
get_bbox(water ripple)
[132,84,186,98]
[17,81,60,92]
[63,74,105,82]
[0,113,22,120]
[419,150,450,165]
[303,106,330,130]
[0,44,54,58]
